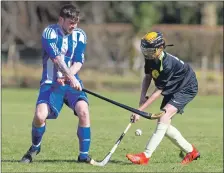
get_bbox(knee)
[159,104,178,124]
[159,114,172,124]
[77,109,90,123]
[33,109,48,126]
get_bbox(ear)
[59,16,64,23]
[159,45,164,50]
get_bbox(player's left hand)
[130,113,140,123]
[57,77,69,86]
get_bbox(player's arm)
[139,61,173,111]
[41,28,79,88]
[70,30,87,75]
[140,74,152,99]
[139,59,152,106]
[52,56,75,81]
[139,88,162,111]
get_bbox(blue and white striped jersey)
[40,24,87,85]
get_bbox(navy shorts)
[36,82,88,119]
[160,75,198,114]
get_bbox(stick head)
[150,109,166,119]
[90,153,112,166]
[90,159,105,166]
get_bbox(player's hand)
[70,77,82,91]
[130,113,140,123]
[57,77,66,86]
[57,76,70,86]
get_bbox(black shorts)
[160,75,198,114]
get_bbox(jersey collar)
[159,51,165,71]
[159,51,165,61]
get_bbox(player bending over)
[21,4,92,164]
[126,31,200,165]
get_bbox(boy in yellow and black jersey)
[126,31,200,165]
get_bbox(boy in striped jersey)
[21,4,92,164]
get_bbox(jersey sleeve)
[41,27,60,59]
[72,29,87,64]
[155,58,173,90]
[144,59,152,74]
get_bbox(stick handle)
[83,88,151,119]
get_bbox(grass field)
[1,88,223,172]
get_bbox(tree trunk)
[201,2,217,26]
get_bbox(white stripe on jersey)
[50,42,60,56]
[70,31,78,59]
[61,37,68,56]
[42,27,57,39]
[46,58,54,82]
[75,28,87,43]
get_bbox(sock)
[144,122,169,158]
[165,125,193,153]
[77,126,91,159]
[32,123,46,149]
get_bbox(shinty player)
[126,31,200,165]
[21,4,92,164]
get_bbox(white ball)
[135,129,142,136]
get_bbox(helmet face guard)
[140,32,166,59]
[140,47,156,59]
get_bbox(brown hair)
[59,4,80,22]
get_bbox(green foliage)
[133,2,162,32]
[103,2,135,23]
[217,3,224,25]
[179,3,201,24]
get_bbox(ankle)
[79,153,88,160]
[143,152,150,158]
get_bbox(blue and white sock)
[77,126,91,160]
[31,124,46,150]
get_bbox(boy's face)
[142,47,163,60]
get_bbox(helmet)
[140,32,165,58]
[141,31,165,49]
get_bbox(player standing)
[126,31,200,165]
[21,4,92,164]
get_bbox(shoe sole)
[194,153,200,160]
[20,159,32,163]
[126,155,148,165]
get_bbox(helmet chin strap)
[164,44,174,48]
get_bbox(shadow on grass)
[1,159,77,163]
[109,159,132,165]
[1,159,131,165]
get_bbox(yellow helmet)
[140,31,173,59]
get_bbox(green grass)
[1,88,223,172]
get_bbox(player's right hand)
[130,113,140,123]
[70,77,82,91]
